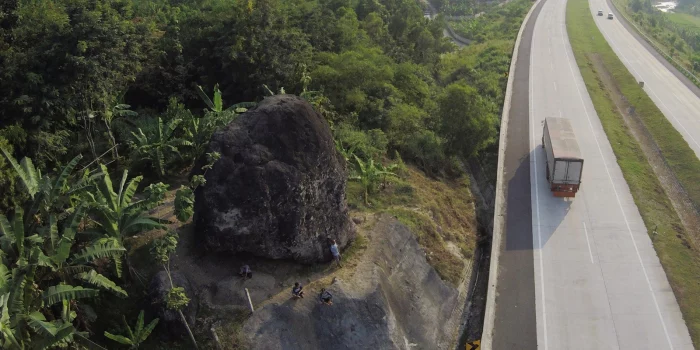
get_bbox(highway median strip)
[567,0,700,346]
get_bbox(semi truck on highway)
[542,117,584,197]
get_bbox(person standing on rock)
[330,239,342,267]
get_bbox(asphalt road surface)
[490,0,546,347]
[591,0,700,161]
[525,0,694,348]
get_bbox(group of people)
[237,238,343,305]
[291,282,333,305]
[290,239,342,305]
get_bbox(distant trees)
[0,0,153,168]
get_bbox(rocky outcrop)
[241,216,469,350]
[148,271,198,340]
[194,94,355,263]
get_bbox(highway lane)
[528,0,693,348]
[589,0,700,161]
[490,0,546,347]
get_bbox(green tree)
[438,83,497,159]
[0,0,153,168]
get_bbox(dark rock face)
[194,95,355,263]
[148,271,198,340]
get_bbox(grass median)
[567,0,700,345]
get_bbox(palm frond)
[0,214,12,240]
[104,332,134,345]
[119,176,143,210]
[8,270,27,315]
[27,311,61,337]
[48,215,58,252]
[114,254,123,279]
[49,154,82,203]
[76,270,127,298]
[53,229,76,266]
[1,149,39,197]
[121,217,165,237]
[42,285,99,306]
[12,206,24,259]
[98,165,119,213]
[169,139,193,147]
[0,264,9,291]
[117,170,129,211]
[196,85,216,111]
[70,238,125,265]
[140,316,159,343]
[63,204,86,234]
[30,322,75,350]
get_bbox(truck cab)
[542,117,584,197]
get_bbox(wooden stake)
[245,288,254,313]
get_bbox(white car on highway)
[608,12,614,19]
[597,10,603,16]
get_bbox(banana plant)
[0,205,126,297]
[130,117,192,178]
[0,211,113,349]
[104,310,159,349]
[350,155,398,205]
[85,165,167,277]
[196,84,255,113]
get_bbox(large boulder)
[194,94,355,263]
[148,271,198,341]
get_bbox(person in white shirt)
[329,239,342,267]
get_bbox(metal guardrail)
[610,0,700,87]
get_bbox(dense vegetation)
[0,0,520,347]
[449,0,532,43]
[613,0,700,75]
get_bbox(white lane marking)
[597,14,700,158]
[562,9,675,349]
[530,21,549,350]
[553,81,558,91]
[582,222,595,263]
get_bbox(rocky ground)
[240,215,470,350]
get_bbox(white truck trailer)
[542,117,584,197]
